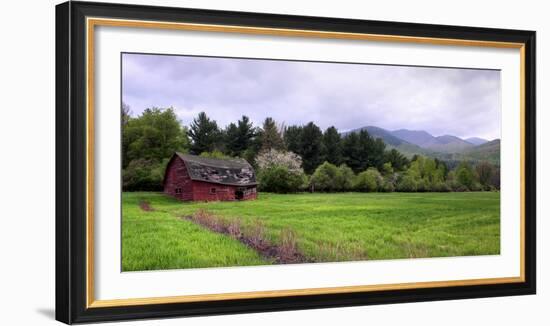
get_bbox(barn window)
[210,187,216,194]
[175,188,182,194]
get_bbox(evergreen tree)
[224,122,239,156]
[225,115,255,157]
[356,130,373,172]
[299,122,323,174]
[188,112,221,154]
[284,125,303,154]
[322,126,343,165]
[384,149,409,171]
[342,132,362,173]
[259,117,285,152]
[368,137,387,169]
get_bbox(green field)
[122,192,500,271]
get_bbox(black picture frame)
[56,1,536,324]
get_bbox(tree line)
[121,104,500,193]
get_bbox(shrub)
[379,177,395,192]
[336,164,356,191]
[354,168,381,192]
[432,181,451,192]
[310,162,340,191]
[122,158,167,191]
[382,162,394,175]
[470,182,484,192]
[416,179,428,192]
[256,149,303,174]
[256,149,306,193]
[396,175,417,192]
[310,162,356,192]
[199,150,232,160]
[257,165,305,193]
[455,161,476,190]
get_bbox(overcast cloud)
[122,53,501,140]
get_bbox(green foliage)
[354,168,382,192]
[379,176,396,192]
[123,107,189,168]
[321,126,343,165]
[258,117,285,152]
[224,115,256,157]
[476,161,496,189]
[369,138,387,169]
[255,149,305,193]
[298,122,324,174]
[310,162,338,191]
[120,104,500,194]
[342,132,362,172]
[122,106,189,191]
[188,112,221,154]
[284,125,303,154]
[396,175,418,192]
[404,156,447,191]
[310,162,356,192]
[122,158,168,191]
[122,191,500,270]
[336,164,355,191]
[199,150,232,160]
[257,165,305,193]
[455,161,476,190]
[342,130,386,173]
[382,162,394,175]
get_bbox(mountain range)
[342,126,499,165]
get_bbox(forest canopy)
[121,104,500,193]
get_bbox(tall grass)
[122,191,500,271]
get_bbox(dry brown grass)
[184,210,308,264]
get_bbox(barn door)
[235,188,244,200]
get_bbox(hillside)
[465,137,489,146]
[391,129,474,153]
[424,135,474,153]
[342,126,434,158]
[342,125,500,165]
[461,139,501,163]
[392,129,434,147]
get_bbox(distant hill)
[392,129,434,147]
[461,139,501,163]
[341,126,500,165]
[424,135,474,153]
[342,126,434,158]
[391,129,474,153]
[465,137,489,146]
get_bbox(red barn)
[163,153,258,201]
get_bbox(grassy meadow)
[122,192,500,271]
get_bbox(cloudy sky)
[122,53,501,140]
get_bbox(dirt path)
[183,210,311,264]
[138,200,154,212]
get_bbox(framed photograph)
[56,1,536,324]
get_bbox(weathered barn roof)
[175,153,257,186]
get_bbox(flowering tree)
[256,149,304,174]
[256,149,306,193]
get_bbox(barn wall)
[241,186,258,200]
[164,156,258,202]
[192,181,237,201]
[163,157,193,201]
